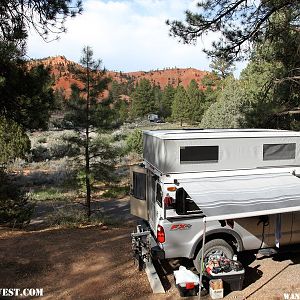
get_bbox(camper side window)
[156,183,162,207]
[180,146,219,163]
[263,143,296,161]
[132,172,146,200]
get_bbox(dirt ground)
[1,196,300,299]
[0,226,152,300]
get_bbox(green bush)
[31,187,71,202]
[31,145,51,161]
[125,129,143,154]
[47,207,119,227]
[47,207,87,227]
[49,142,80,159]
[0,117,30,164]
[0,169,34,227]
[17,167,72,187]
[30,131,81,162]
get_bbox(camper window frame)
[180,145,219,164]
[132,171,146,200]
[156,183,162,207]
[263,143,296,161]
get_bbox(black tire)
[193,239,234,273]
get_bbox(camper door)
[130,165,148,220]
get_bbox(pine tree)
[0,117,30,164]
[110,81,123,103]
[0,0,82,226]
[0,1,82,44]
[152,84,163,116]
[63,46,117,218]
[201,73,222,103]
[209,57,235,80]
[108,81,129,124]
[0,168,33,226]
[0,42,55,130]
[161,84,175,118]
[201,76,245,128]
[171,85,189,126]
[114,98,129,124]
[186,79,205,123]
[167,0,300,62]
[130,79,155,118]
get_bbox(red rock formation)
[28,56,210,98]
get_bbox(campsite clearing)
[0,223,300,299]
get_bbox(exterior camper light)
[167,186,177,192]
[164,194,173,207]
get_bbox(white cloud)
[27,0,246,74]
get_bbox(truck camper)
[130,129,300,272]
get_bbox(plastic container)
[174,266,199,297]
[207,269,245,291]
[176,282,199,297]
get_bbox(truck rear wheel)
[193,239,234,273]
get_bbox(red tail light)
[157,225,165,243]
[164,195,173,207]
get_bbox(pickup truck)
[130,129,300,272]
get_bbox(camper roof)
[144,129,300,140]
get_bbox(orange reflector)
[167,186,177,192]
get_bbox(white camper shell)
[130,129,300,273]
[143,129,300,174]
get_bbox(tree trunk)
[85,142,91,218]
[85,57,91,219]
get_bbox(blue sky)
[27,0,247,75]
